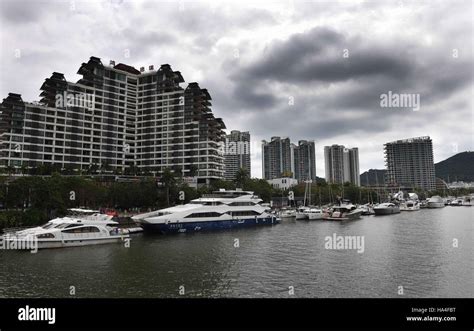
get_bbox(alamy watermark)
[218,140,250,156]
[380,91,420,111]
[55,92,95,110]
[18,305,55,324]
[324,233,365,253]
[0,234,38,253]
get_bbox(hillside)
[435,151,474,182]
[360,169,387,186]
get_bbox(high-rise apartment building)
[324,144,360,186]
[224,130,250,180]
[262,137,316,182]
[262,137,293,180]
[384,136,436,190]
[293,140,316,182]
[0,57,226,183]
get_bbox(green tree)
[235,167,250,188]
[161,168,176,207]
[188,164,198,177]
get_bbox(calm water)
[0,207,472,298]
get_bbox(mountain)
[360,169,387,186]
[360,151,474,185]
[435,151,474,182]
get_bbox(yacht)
[374,203,401,215]
[295,206,309,220]
[427,196,445,208]
[323,204,362,221]
[399,200,420,211]
[462,196,473,206]
[449,197,464,206]
[1,212,129,249]
[132,189,278,234]
[358,204,375,215]
[303,208,324,220]
[279,207,296,220]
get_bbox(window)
[228,202,256,206]
[37,233,55,239]
[185,212,221,218]
[62,226,100,233]
[230,210,261,216]
[203,201,223,206]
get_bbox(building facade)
[384,136,436,190]
[267,177,298,190]
[324,144,360,186]
[293,140,316,182]
[224,130,250,180]
[0,57,226,183]
[262,137,293,179]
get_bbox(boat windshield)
[41,222,72,229]
[41,222,54,229]
[54,223,74,229]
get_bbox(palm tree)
[235,167,250,188]
[161,168,176,207]
[20,163,28,176]
[6,165,15,178]
[188,164,198,177]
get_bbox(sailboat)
[296,180,312,220]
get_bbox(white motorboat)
[400,200,420,211]
[358,204,375,215]
[449,197,464,206]
[323,204,363,221]
[295,206,309,220]
[1,213,129,249]
[374,203,401,215]
[303,208,324,220]
[279,208,296,220]
[427,196,445,208]
[462,196,473,206]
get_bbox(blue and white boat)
[132,189,279,234]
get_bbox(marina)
[0,1,471,328]
[0,205,471,298]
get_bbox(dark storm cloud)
[235,27,414,84]
[232,81,279,109]
[226,22,472,134]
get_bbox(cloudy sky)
[1,0,472,178]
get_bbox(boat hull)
[141,216,279,234]
[295,213,308,220]
[400,207,419,211]
[1,236,127,250]
[427,202,444,208]
[306,214,323,220]
[322,210,363,221]
[374,207,400,215]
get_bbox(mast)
[308,180,312,206]
[319,185,322,207]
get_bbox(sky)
[0,0,472,178]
